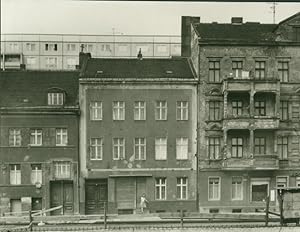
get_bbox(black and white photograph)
[1,0,300,231]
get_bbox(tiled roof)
[0,71,79,107]
[195,23,277,42]
[81,58,196,79]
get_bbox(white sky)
[1,0,300,35]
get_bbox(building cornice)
[0,106,80,115]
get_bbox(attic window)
[48,92,64,106]
[166,70,173,74]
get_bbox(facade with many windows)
[79,56,198,214]
[182,12,300,213]
[0,71,80,216]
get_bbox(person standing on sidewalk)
[140,193,149,213]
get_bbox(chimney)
[231,17,243,25]
[137,48,143,60]
[78,52,91,70]
[181,16,200,57]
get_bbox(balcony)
[253,154,279,170]
[223,116,279,130]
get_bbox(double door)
[50,181,74,215]
[85,179,108,214]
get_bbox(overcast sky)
[1,0,300,35]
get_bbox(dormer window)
[48,92,64,106]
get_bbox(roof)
[81,58,196,79]
[195,23,277,42]
[0,71,79,108]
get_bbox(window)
[208,137,220,160]
[134,138,146,160]
[209,101,221,120]
[176,137,188,160]
[66,43,76,51]
[155,101,167,120]
[9,129,21,147]
[134,101,146,120]
[90,101,103,120]
[113,138,125,160]
[254,100,266,116]
[292,103,299,119]
[9,43,19,51]
[296,177,300,188]
[30,129,42,146]
[26,43,36,51]
[232,177,243,200]
[251,179,269,202]
[209,61,220,83]
[45,57,57,68]
[280,101,289,120]
[231,137,243,158]
[232,100,243,116]
[276,176,288,189]
[232,61,243,78]
[101,44,111,52]
[26,57,36,65]
[157,45,167,53]
[155,178,166,200]
[113,101,125,120]
[54,161,71,179]
[31,164,42,184]
[254,137,266,155]
[208,177,220,200]
[176,101,188,120]
[277,136,288,160]
[176,177,188,200]
[255,61,266,79]
[155,137,167,160]
[45,43,58,51]
[81,44,93,52]
[48,92,64,105]
[66,58,76,69]
[278,61,289,82]
[90,138,103,160]
[118,45,128,52]
[56,128,68,146]
[10,164,21,185]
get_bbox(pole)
[180,210,184,228]
[104,201,107,229]
[265,196,270,227]
[29,210,33,232]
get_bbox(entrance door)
[116,178,135,210]
[32,198,42,212]
[85,179,108,215]
[50,181,74,215]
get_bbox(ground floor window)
[251,179,269,202]
[232,177,243,200]
[208,177,220,200]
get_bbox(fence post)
[104,201,107,229]
[180,210,184,228]
[265,196,270,227]
[29,210,33,232]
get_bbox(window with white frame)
[231,137,243,158]
[232,177,243,200]
[155,137,167,160]
[30,129,42,146]
[208,137,220,160]
[48,92,64,105]
[31,164,42,184]
[26,43,36,51]
[90,101,103,120]
[113,138,125,160]
[113,101,125,120]
[176,177,188,200]
[9,43,19,51]
[45,43,58,51]
[54,161,71,179]
[277,136,288,160]
[176,101,188,120]
[90,138,103,160]
[66,43,76,51]
[45,57,58,68]
[276,176,288,189]
[66,58,76,69]
[208,177,220,200]
[10,164,21,185]
[26,57,37,65]
[251,179,269,202]
[134,101,146,120]
[155,101,167,120]
[134,138,146,160]
[155,178,166,200]
[101,44,111,52]
[9,129,21,147]
[278,61,289,83]
[176,137,188,160]
[56,128,68,146]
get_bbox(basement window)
[232,209,242,213]
[166,70,173,74]
[209,208,219,213]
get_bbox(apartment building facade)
[0,71,80,216]
[0,34,181,71]
[182,12,300,213]
[79,55,198,214]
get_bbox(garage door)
[116,178,135,209]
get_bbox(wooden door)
[85,180,108,215]
[63,182,74,214]
[50,181,74,215]
[50,182,62,215]
[116,178,135,209]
